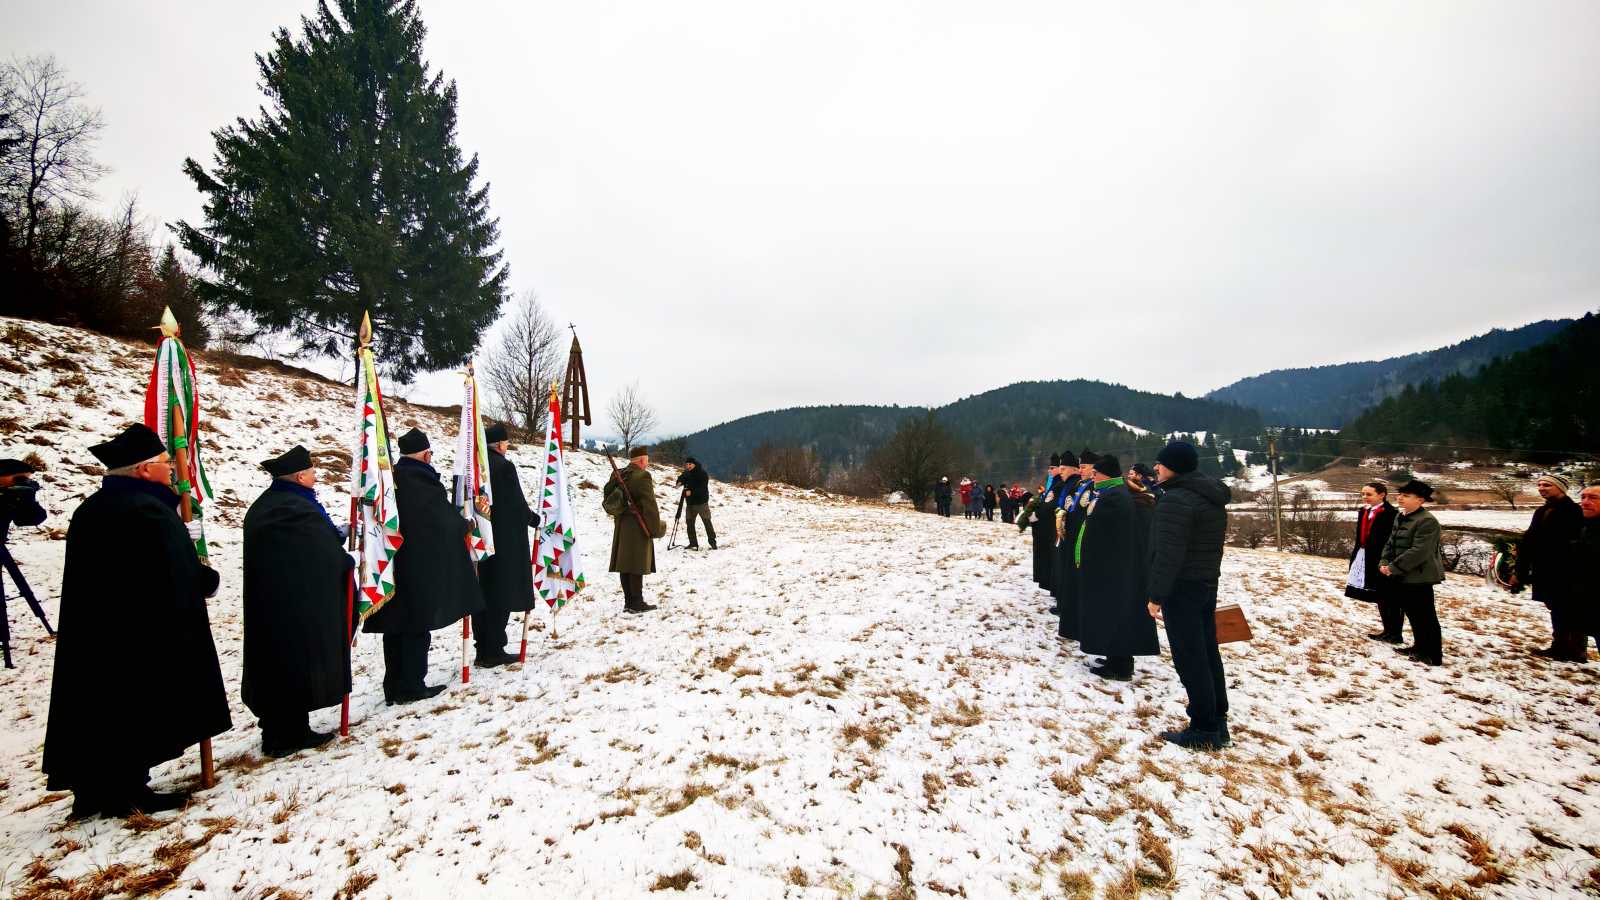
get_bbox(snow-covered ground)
[2,318,1599,898]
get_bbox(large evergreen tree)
[176,0,507,379]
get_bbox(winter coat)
[677,466,711,506]
[604,463,666,574]
[1053,476,1091,633]
[1379,507,1444,585]
[1,478,47,542]
[1019,480,1056,587]
[363,457,485,633]
[478,449,539,615]
[43,477,229,791]
[1146,473,1229,602]
[983,487,998,510]
[1077,483,1159,656]
[1576,521,1600,634]
[1344,502,1397,603]
[1516,495,1582,605]
[933,481,953,502]
[958,482,974,505]
[241,480,355,717]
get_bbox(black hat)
[1156,441,1198,474]
[1395,479,1434,501]
[397,428,430,454]
[0,458,34,477]
[1059,450,1079,468]
[262,445,313,477]
[1131,462,1155,479]
[90,424,167,469]
[1094,454,1123,478]
[484,422,508,444]
[686,457,699,466]
[1049,453,1061,466]
[627,446,650,458]
[1078,448,1100,466]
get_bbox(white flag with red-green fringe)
[143,308,214,557]
[350,327,402,622]
[453,365,495,561]
[534,385,585,610]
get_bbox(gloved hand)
[185,519,205,542]
[337,522,352,542]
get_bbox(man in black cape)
[473,423,538,668]
[43,424,229,817]
[1054,449,1092,640]
[1014,457,1057,591]
[362,428,484,704]
[242,445,355,757]
[1075,455,1158,680]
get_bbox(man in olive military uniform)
[603,446,667,613]
[43,424,229,818]
[474,423,539,666]
[242,445,356,757]
[362,428,485,703]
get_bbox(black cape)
[43,477,229,789]
[1076,484,1159,657]
[241,481,355,717]
[363,457,484,633]
[1054,476,1087,638]
[478,449,538,614]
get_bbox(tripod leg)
[1,551,51,635]
[1,565,12,669]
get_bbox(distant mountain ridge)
[1204,318,1574,427]
[679,380,1263,482]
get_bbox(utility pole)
[1267,429,1284,551]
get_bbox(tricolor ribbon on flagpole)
[525,380,587,649]
[454,363,494,683]
[144,307,214,560]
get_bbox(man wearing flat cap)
[1076,455,1159,681]
[603,446,666,613]
[1510,473,1584,661]
[2,456,51,669]
[473,423,538,667]
[242,445,357,756]
[362,428,485,703]
[1379,480,1446,667]
[43,424,229,818]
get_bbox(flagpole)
[153,309,215,790]
[340,314,368,737]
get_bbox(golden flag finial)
[548,379,561,402]
[156,306,180,339]
[358,311,373,347]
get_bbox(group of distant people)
[934,477,1027,521]
[1345,472,1598,666]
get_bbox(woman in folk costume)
[1344,481,1400,643]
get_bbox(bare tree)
[0,55,108,257]
[1486,477,1522,510]
[867,412,966,511]
[752,443,824,489]
[607,380,658,450]
[481,290,563,434]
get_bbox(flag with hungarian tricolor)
[533,383,586,609]
[350,315,402,622]
[144,307,213,558]
[453,364,495,561]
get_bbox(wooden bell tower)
[561,327,592,448]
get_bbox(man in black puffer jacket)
[676,458,716,550]
[1145,441,1231,750]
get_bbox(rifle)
[605,453,654,539]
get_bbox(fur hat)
[1059,450,1080,468]
[1077,449,1099,466]
[484,422,509,444]
[1395,479,1434,502]
[627,446,650,459]
[1156,441,1199,474]
[397,428,430,454]
[1049,453,1061,467]
[0,458,34,477]
[1093,454,1123,478]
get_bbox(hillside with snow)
[1,318,1598,899]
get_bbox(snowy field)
[2,319,1599,898]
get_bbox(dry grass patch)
[1057,868,1095,899]
[649,869,697,891]
[922,772,945,809]
[338,871,378,897]
[933,699,983,728]
[842,721,893,751]
[657,782,716,816]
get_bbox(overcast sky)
[8,1,1599,437]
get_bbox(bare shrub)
[751,443,823,489]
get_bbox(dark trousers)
[1397,583,1442,662]
[259,708,313,750]
[1163,579,1229,732]
[382,631,431,698]
[620,573,645,607]
[983,506,994,521]
[1101,654,1133,676]
[936,499,951,516]
[1378,598,1405,639]
[473,609,510,657]
[685,503,716,547]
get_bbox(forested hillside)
[679,380,1262,483]
[1337,314,1599,461]
[1205,319,1573,426]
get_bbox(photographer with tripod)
[2,456,53,669]
[675,457,717,551]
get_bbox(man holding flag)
[474,422,538,667]
[43,424,229,818]
[363,429,483,704]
